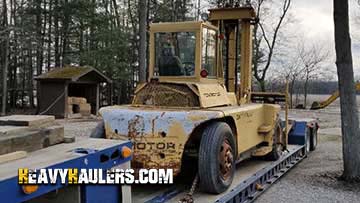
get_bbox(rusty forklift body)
[98,6,287,193]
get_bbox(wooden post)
[96,83,100,116]
[64,83,68,118]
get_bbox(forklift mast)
[209,6,256,104]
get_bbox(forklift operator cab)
[150,22,220,81]
[149,11,254,105]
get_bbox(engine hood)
[99,105,224,139]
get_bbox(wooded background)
[0,0,204,114]
[0,0,356,114]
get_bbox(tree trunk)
[138,0,147,83]
[54,0,61,67]
[334,0,360,181]
[1,0,9,116]
[304,75,309,108]
[62,0,70,66]
[47,0,53,70]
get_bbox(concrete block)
[67,97,73,105]
[0,125,64,155]
[79,103,91,111]
[72,97,87,104]
[0,126,29,136]
[67,104,74,114]
[40,125,65,146]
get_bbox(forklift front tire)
[198,122,236,194]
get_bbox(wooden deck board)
[0,115,55,127]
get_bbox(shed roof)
[35,66,112,83]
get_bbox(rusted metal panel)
[195,83,231,108]
[99,106,223,175]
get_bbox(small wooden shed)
[35,66,112,118]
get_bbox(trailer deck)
[0,138,132,203]
[133,144,306,203]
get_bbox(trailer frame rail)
[215,145,306,203]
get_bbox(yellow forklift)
[92,5,318,196]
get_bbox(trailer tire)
[90,121,105,139]
[310,126,318,151]
[305,127,311,154]
[198,122,236,194]
[266,120,283,161]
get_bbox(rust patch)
[128,115,144,140]
[132,83,200,107]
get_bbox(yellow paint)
[252,146,273,157]
[239,21,253,104]
[101,6,289,178]
[208,7,256,21]
[212,104,280,155]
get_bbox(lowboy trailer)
[132,117,318,203]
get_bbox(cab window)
[202,28,217,77]
[154,32,196,76]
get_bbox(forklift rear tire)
[90,121,105,139]
[310,126,318,151]
[266,120,283,161]
[198,122,236,194]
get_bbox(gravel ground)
[59,95,360,202]
[258,105,360,203]
[57,119,99,141]
[257,133,360,203]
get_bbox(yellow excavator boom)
[310,82,360,110]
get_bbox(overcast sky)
[291,0,360,78]
[199,1,360,79]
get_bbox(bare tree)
[253,0,291,91]
[279,58,302,108]
[334,0,360,181]
[298,43,329,108]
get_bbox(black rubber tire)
[305,127,311,154]
[310,126,318,151]
[198,122,236,194]
[90,121,105,138]
[266,120,283,161]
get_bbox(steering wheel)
[182,62,195,76]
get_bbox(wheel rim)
[219,139,233,180]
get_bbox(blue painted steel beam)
[0,141,132,203]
